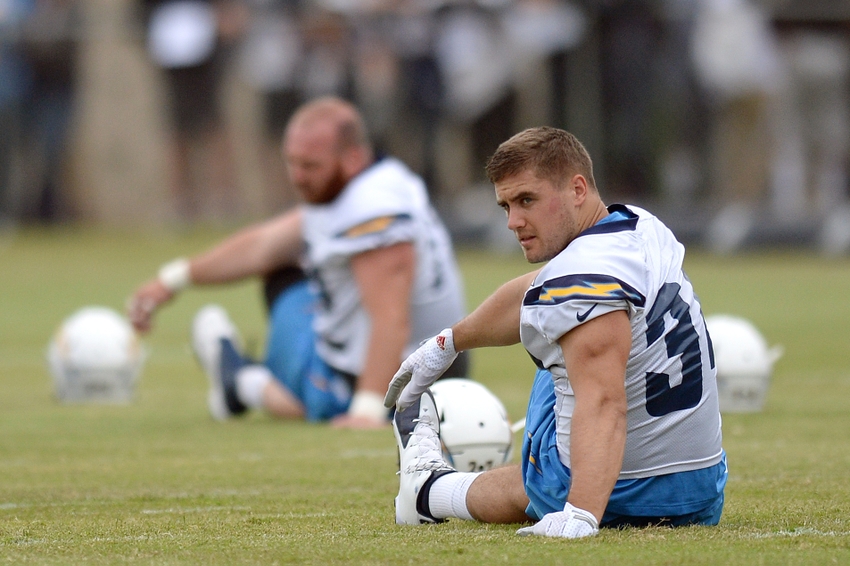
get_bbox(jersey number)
[644,282,703,417]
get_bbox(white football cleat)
[191,304,247,420]
[393,390,456,525]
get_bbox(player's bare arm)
[334,241,415,428]
[452,269,540,351]
[189,208,303,284]
[558,310,630,521]
[128,208,304,333]
[385,268,541,410]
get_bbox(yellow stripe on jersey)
[343,216,396,238]
[524,273,646,307]
[538,282,625,303]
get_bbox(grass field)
[1,226,849,564]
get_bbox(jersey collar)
[578,204,638,237]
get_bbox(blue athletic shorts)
[522,368,727,527]
[263,280,352,421]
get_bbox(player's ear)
[571,174,589,205]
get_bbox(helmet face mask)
[47,307,145,403]
[705,314,782,413]
[429,378,514,472]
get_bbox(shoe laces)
[404,415,453,473]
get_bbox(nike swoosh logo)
[576,304,598,323]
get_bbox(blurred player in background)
[128,96,468,429]
[386,127,726,535]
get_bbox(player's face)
[283,123,348,204]
[495,169,580,263]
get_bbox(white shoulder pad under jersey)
[520,205,723,479]
[301,158,466,376]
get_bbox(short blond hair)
[485,127,596,189]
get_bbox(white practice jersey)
[520,205,723,479]
[301,157,466,376]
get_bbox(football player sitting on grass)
[386,127,727,536]
[128,97,468,429]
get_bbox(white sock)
[427,472,481,521]
[235,365,273,409]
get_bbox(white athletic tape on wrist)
[158,258,191,292]
[348,391,388,421]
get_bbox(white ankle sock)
[428,471,482,521]
[235,365,273,409]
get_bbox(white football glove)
[516,503,599,539]
[384,328,457,411]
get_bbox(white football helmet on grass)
[429,378,514,472]
[47,306,145,403]
[705,314,782,413]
